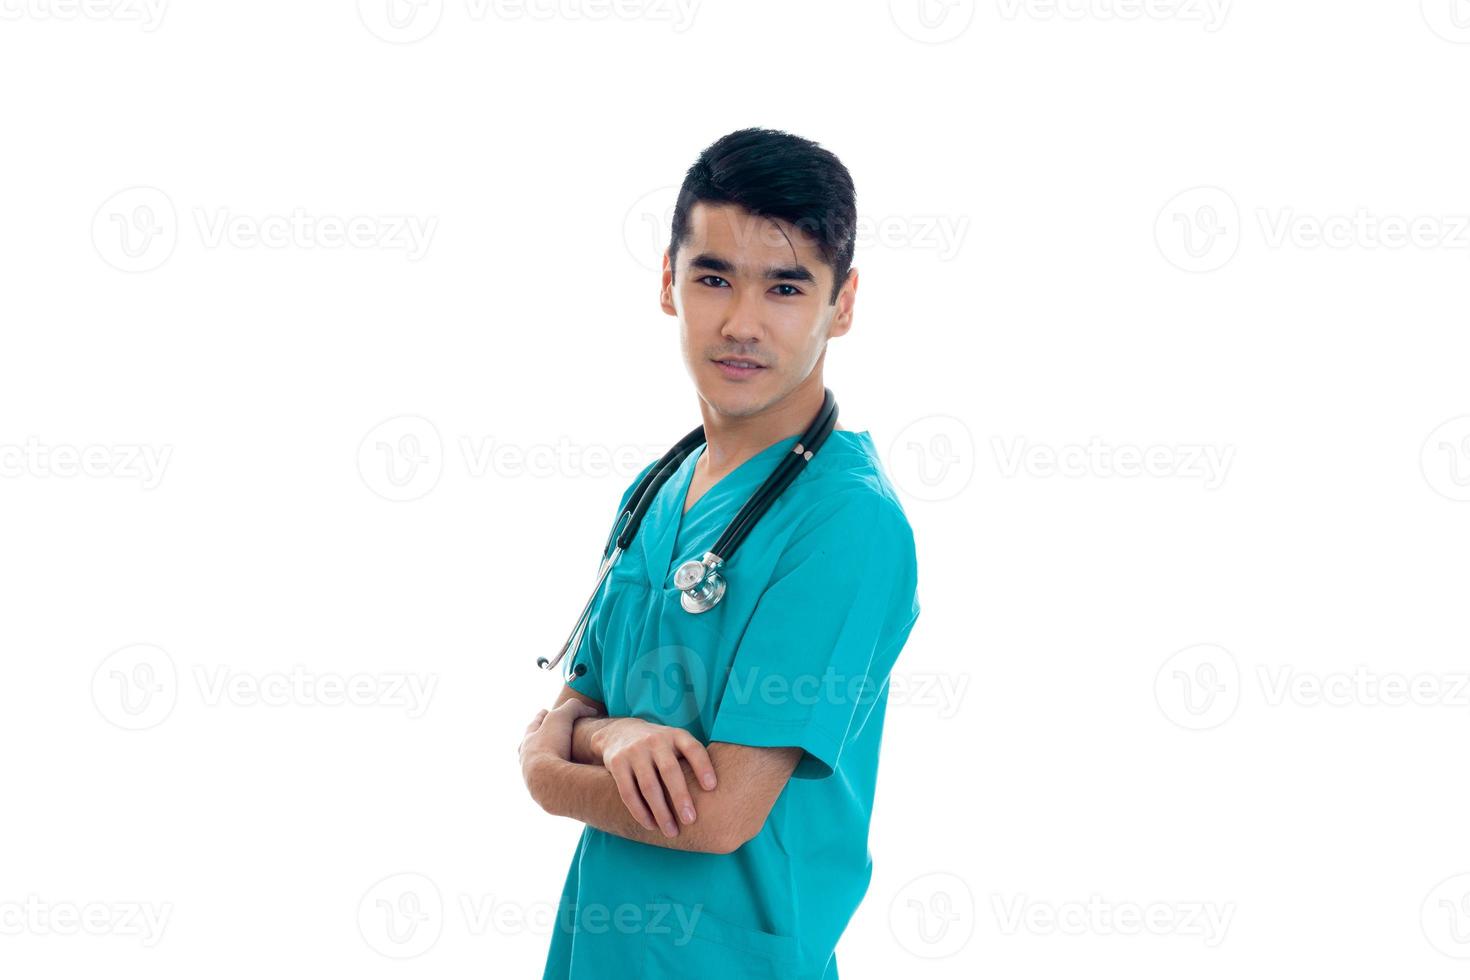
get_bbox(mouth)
[711,357,767,380]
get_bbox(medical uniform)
[543,429,921,980]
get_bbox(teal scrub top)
[543,429,921,980]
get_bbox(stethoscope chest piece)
[674,552,726,614]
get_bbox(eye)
[697,275,730,288]
[771,284,803,297]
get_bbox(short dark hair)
[668,128,857,305]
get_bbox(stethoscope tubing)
[541,389,838,679]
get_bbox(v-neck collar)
[638,433,802,590]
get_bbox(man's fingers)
[609,762,658,834]
[653,750,697,826]
[524,709,548,734]
[633,762,679,838]
[673,731,717,791]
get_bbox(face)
[660,202,856,420]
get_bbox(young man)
[519,127,921,979]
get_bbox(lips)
[712,357,766,380]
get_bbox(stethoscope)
[538,388,839,681]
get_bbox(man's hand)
[593,717,718,839]
[521,700,600,800]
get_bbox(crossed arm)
[520,686,802,855]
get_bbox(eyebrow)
[688,253,817,285]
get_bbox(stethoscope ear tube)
[710,388,838,561]
[610,426,706,557]
[543,389,839,671]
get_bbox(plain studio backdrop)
[3,2,1470,977]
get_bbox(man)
[519,127,921,979]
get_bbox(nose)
[720,287,766,345]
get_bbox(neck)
[696,375,839,479]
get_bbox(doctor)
[519,127,921,980]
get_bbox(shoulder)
[789,431,914,539]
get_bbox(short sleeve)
[709,492,921,779]
[564,458,659,706]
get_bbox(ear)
[828,267,858,339]
[660,250,677,317]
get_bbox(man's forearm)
[528,755,737,854]
[569,715,616,766]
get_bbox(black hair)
[668,127,857,305]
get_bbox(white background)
[3,1,1470,977]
